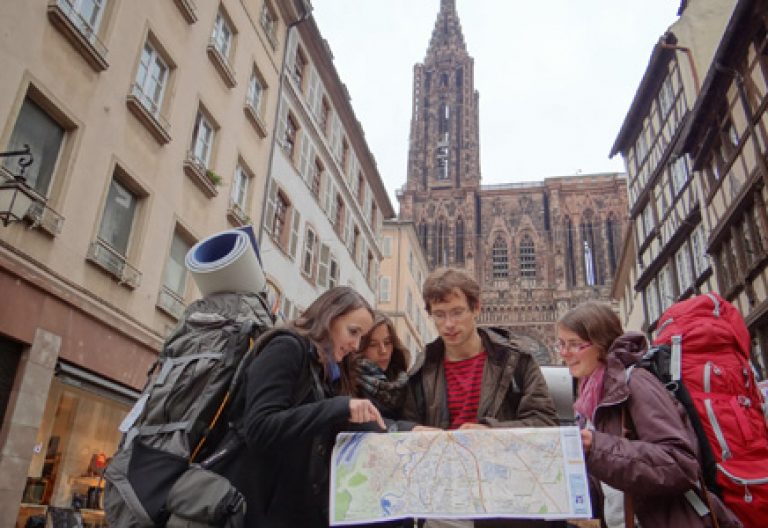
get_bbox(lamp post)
[0,144,36,227]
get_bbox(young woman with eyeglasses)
[556,301,741,528]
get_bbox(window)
[211,10,233,59]
[190,111,214,167]
[98,177,137,256]
[318,244,331,288]
[658,75,674,117]
[341,139,350,171]
[670,156,689,196]
[691,223,708,277]
[65,0,106,34]
[302,226,318,278]
[381,236,392,257]
[320,97,331,133]
[492,236,508,279]
[519,235,536,278]
[311,158,323,198]
[641,205,655,240]
[329,256,339,288]
[162,231,191,297]
[282,114,298,159]
[658,263,675,310]
[334,194,345,234]
[455,217,465,264]
[259,1,278,45]
[675,243,693,294]
[133,40,168,116]
[3,97,65,196]
[646,279,661,324]
[379,276,391,302]
[564,217,576,287]
[230,164,249,209]
[264,181,295,250]
[247,69,264,115]
[406,290,413,319]
[293,47,307,88]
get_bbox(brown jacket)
[401,327,560,528]
[586,332,742,528]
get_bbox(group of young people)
[225,267,742,528]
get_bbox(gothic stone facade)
[398,0,629,363]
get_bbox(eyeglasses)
[553,341,591,354]
[431,307,469,323]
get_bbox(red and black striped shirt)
[444,350,487,429]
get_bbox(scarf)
[573,362,606,424]
[357,358,409,414]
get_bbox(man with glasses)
[400,267,559,527]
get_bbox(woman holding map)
[228,286,386,528]
[556,302,741,528]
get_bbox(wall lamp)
[0,144,36,227]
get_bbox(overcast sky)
[311,1,681,210]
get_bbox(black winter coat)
[229,332,350,528]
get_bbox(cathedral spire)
[426,0,467,61]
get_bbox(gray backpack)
[103,292,274,527]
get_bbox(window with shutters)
[264,181,296,254]
[302,225,319,280]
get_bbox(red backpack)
[652,292,768,528]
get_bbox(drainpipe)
[257,2,312,246]
[660,40,700,95]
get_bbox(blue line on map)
[338,432,366,464]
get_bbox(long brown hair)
[358,312,410,379]
[289,286,373,394]
[557,301,623,360]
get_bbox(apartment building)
[609,0,735,332]
[679,0,768,376]
[260,16,394,316]
[0,1,307,524]
[377,220,437,367]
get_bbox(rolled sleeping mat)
[185,227,266,296]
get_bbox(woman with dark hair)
[356,312,411,419]
[231,286,385,528]
[556,301,740,528]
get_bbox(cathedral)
[397,0,629,363]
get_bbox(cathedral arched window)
[581,213,601,286]
[492,235,508,279]
[419,221,428,253]
[455,217,465,264]
[564,217,576,287]
[436,219,449,267]
[519,234,536,278]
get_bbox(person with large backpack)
[224,286,385,528]
[556,301,742,528]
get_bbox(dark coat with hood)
[587,332,742,528]
[400,327,560,528]
[228,329,351,528]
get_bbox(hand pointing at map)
[349,398,386,430]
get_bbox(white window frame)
[162,232,190,297]
[191,111,214,166]
[66,0,107,35]
[97,177,137,256]
[212,11,233,59]
[230,164,249,208]
[247,70,264,115]
[379,276,391,303]
[134,40,168,115]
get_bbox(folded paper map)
[330,427,591,525]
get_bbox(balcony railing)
[47,0,109,71]
[183,151,217,198]
[86,238,141,289]
[244,98,268,138]
[127,83,171,144]
[227,200,250,226]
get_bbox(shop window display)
[17,379,130,528]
